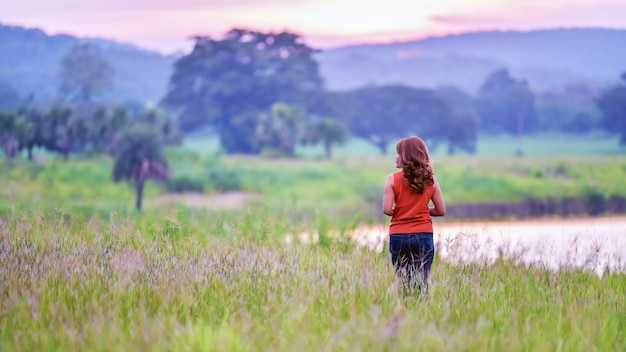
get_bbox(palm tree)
[45,105,74,159]
[255,103,305,156]
[112,124,170,211]
[14,107,44,161]
[0,112,17,161]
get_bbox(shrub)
[166,176,205,193]
[208,169,241,191]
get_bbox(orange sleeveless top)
[389,171,434,235]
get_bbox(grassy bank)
[2,151,626,223]
[1,210,624,351]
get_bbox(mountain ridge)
[315,27,626,93]
[0,22,177,103]
[1,23,625,103]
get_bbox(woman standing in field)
[383,136,446,295]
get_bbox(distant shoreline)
[444,196,626,220]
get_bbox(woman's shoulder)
[431,176,442,190]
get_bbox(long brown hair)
[396,136,434,193]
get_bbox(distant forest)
[1,24,625,159]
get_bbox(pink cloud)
[1,0,306,15]
[429,3,626,29]
[2,0,626,54]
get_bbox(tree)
[134,107,184,147]
[14,106,45,161]
[535,84,601,133]
[302,118,349,158]
[107,106,132,154]
[597,73,626,145]
[255,103,305,156]
[338,85,461,155]
[338,86,414,154]
[161,28,323,154]
[0,112,17,161]
[475,69,537,155]
[44,104,74,159]
[433,87,479,154]
[429,110,478,155]
[59,43,115,104]
[112,124,170,211]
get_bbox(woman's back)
[389,171,435,234]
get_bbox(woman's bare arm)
[382,173,395,216]
[429,177,446,217]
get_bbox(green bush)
[208,169,241,191]
[167,176,205,193]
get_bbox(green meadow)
[197,132,625,158]
[1,136,626,351]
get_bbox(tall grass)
[1,210,624,351]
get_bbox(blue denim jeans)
[389,233,435,294]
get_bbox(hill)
[315,28,626,93]
[1,24,625,103]
[0,23,177,103]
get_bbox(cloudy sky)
[2,0,625,54]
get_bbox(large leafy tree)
[112,123,170,211]
[337,85,463,155]
[433,87,479,154]
[597,73,626,145]
[429,110,478,155]
[161,28,323,154]
[337,86,414,154]
[59,43,115,104]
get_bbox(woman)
[382,136,446,295]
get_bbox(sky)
[2,0,626,54]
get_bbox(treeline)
[1,28,626,162]
[0,104,181,161]
[160,29,626,155]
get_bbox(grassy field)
[3,150,626,224]
[184,132,626,158]
[1,142,626,351]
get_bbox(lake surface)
[349,216,626,275]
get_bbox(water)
[348,216,626,275]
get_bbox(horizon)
[2,21,624,56]
[2,0,626,55]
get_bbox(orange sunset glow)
[1,0,626,53]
